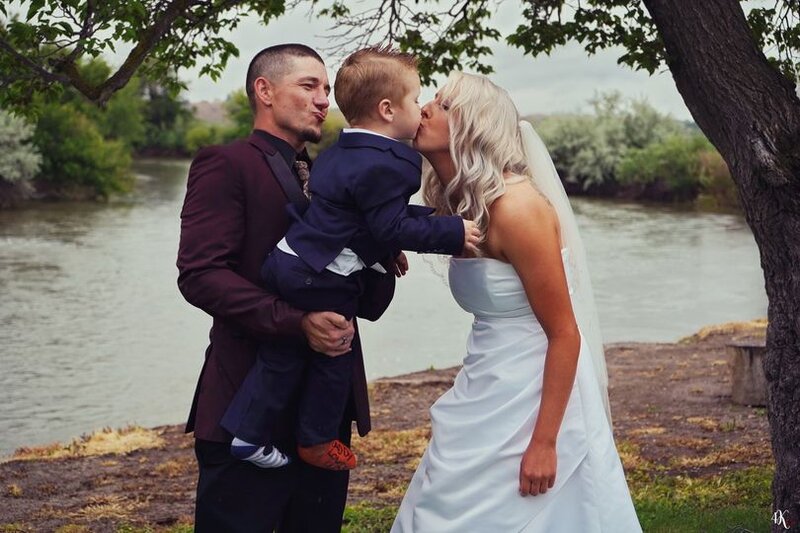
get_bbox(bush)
[33,103,132,197]
[616,134,710,201]
[696,149,738,209]
[0,110,41,184]
[185,122,226,153]
[223,89,252,141]
[0,110,42,206]
[534,92,687,192]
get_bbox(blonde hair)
[334,46,418,124]
[421,72,530,243]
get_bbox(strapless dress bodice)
[448,249,572,320]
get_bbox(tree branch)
[0,36,71,86]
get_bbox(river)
[0,159,767,456]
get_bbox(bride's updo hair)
[421,72,530,242]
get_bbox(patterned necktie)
[293,160,311,198]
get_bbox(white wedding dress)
[391,254,642,533]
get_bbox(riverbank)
[0,320,772,532]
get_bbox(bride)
[391,72,642,532]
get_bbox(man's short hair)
[334,46,418,125]
[246,44,324,113]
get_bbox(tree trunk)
[642,0,800,528]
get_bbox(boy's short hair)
[334,46,418,124]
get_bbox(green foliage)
[1,1,799,109]
[0,1,289,108]
[509,1,665,74]
[98,77,147,149]
[616,134,710,201]
[534,92,735,203]
[140,81,192,154]
[185,122,225,154]
[535,92,685,191]
[0,110,41,184]
[223,89,252,141]
[696,149,738,210]
[33,103,132,196]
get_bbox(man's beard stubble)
[300,127,322,144]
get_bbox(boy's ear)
[377,98,394,123]
[254,77,274,108]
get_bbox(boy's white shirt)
[277,128,399,276]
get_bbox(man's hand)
[301,311,354,356]
[393,251,409,277]
[463,220,482,256]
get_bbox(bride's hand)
[519,441,556,497]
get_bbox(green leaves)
[0,0,289,110]
[25,0,46,21]
[1,0,798,112]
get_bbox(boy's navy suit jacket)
[285,131,465,272]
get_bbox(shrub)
[616,134,711,201]
[33,103,132,196]
[0,110,41,184]
[534,92,686,192]
[185,122,225,153]
[697,149,738,209]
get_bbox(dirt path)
[0,323,771,531]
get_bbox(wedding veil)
[518,120,613,428]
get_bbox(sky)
[174,3,694,120]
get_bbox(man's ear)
[377,98,394,123]
[254,77,273,108]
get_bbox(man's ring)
[340,335,349,346]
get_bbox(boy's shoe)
[231,440,290,469]
[297,440,357,470]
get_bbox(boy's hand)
[463,220,481,256]
[394,252,409,277]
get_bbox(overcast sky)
[176,4,693,121]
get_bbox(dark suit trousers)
[194,414,352,532]
[221,249,364,446]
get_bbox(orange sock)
[297,440,357,470]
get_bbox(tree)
[0,0,290,107]
[139,79,192,154]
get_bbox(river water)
[0,160,767,456]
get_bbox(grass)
[8,426,164,461]
[680,318,767,343]
[342,504,397,533]
[632,465,772,532]
[338,465,774,532]
[116,525,193,533]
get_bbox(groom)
[177,44,396,532]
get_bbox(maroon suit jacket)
[177,132,395,443]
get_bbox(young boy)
[220,47,480,470]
